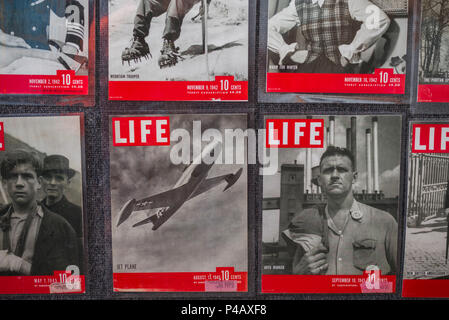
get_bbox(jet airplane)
[116,140,243,230]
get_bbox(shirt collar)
[10,205,44,219]
[312,0,325,7]
[325,200,364,234]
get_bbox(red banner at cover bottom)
[113,267,247,292]
[0,273,85,294]
[402,279,449,298]
[262,274,396,294]
[267,68,405,94]
[109,76,248,101]
[0,70,88,95]
[418,84,449,103]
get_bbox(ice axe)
[201,0,210,81]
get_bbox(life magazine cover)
[262,115,401,293]
[417,0,449,102]
[0,0,90,95]
[108,0,249,101]
[0,115,85,294]
[402,121,449,297]
[110,114,248,292]
[265,0,408,94]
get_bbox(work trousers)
[133,0,200,41]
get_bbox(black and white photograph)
[404,122,449,281]
[262,115,401,281]
[0,115,85,293]
[266,0,408,75]
[108,0,248,81]
[110,114,248,292]
[0,0,89,75]
[418,0,449,85]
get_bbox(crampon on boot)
[158,39,182,68]
[121,37,152,65]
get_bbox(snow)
[0,57,63,75]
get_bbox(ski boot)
[121,36,152,65]
[158,39,182,68]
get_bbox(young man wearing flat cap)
[40,155,83,272]
[0,150,78,276]
[40,155,83,240]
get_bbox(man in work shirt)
[287,146,397,275]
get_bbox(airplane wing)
[117,168,243,228]
[133,183,193,211]
[132,201,184,230]
[116,182,194,227]
[189,168,243,200]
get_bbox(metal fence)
[408,153,449,225]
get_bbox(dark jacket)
[42,196,83,238]
[0,204,79,276]
[42,196,84,274]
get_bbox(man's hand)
[0,250,8,272]
[0,251,31,274]
[292,244,329,275]
[0,30,31,49]
[0,250,11,272]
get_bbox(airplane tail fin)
[132,214,159,228]
[224,168,243,191]
[116,199,136,227]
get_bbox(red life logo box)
[266,119,324,148]
[412,124,449,153]
[112,117,170,147]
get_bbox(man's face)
[41,171,69,201]
[3,163,40,207]
[318,155,357,198]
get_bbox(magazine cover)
[402,121,449,297]
[110,114,248,292]
[108,0,248,101]
[0,114,85,294]
[417,1,449,102]
[265,0,408,95]
[0,0,92,96]
[261,115,401,293]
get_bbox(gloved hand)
[339,44,362,65]
[289,50,309,64]
[279,43,299,65]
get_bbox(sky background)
[263,115,402,198]
[0,115,83,207]
[1,116,83,172]
[110,114,248,273]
